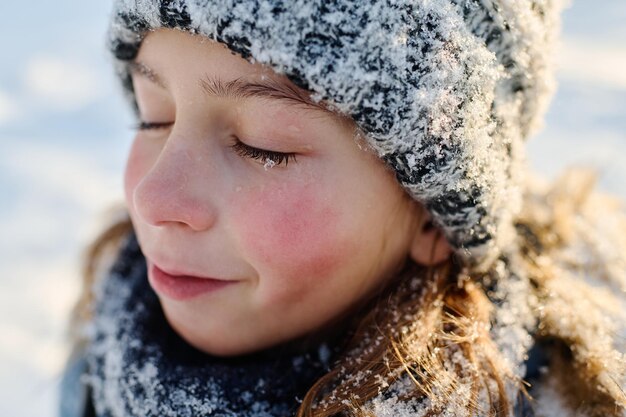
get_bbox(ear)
[409,212,452,266]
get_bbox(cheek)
[232,181,354,299]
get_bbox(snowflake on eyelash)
[264,158,276,170]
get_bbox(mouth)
[147,261,237,301]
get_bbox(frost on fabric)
[107,0,567,269]
[521,172,626,409]
[484,257,536,401]
[364,374,477,417]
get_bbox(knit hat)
[107,0,563,270]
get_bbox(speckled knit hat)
[107,0,563,270]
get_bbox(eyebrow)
[128,60,328,114]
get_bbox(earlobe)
[409,214,452,266]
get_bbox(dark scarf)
[84,232,341,417]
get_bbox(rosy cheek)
[232,182,352,300]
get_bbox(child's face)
[126,29,427,356]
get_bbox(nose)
[132,138,218,232]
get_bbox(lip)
[148,262,237,301]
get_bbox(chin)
[159,300,263,357]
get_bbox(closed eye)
[230,138,297,167]
[132,120,297,167]
[132,121,173,130]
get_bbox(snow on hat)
[107,0,564,270]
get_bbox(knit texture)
[106,0,564,270]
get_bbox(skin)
[125,28,451,356]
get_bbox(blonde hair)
[71,169,626,416]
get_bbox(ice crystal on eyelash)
[263,158,276,170]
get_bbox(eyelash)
[229,140,297,167]
[132,121,297,167]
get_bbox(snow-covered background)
[0,1,624,416]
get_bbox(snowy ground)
[0,1,624,416]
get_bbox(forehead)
[131,29,334,117]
